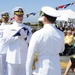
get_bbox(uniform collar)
[44,24,55,28]
[13,21,22,27]
[1,22,7,26]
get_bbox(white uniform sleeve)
[2,26,19,44]
[26,33,38,75]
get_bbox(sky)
[0,0,75,23]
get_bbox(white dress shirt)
[26,24,65,75]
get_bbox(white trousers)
[7,63,26,75]
[0,54,7,75]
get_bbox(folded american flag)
[13,27,29,37]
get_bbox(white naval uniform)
[2,21,32,75]
[26,24,65,75]
[0,22,10,75]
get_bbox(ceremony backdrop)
[9,2,75,22]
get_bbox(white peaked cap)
[0,11,9,15]
[38,6,60,21]
[12,7,24,13]
[38,17,43,21]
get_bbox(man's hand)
[20,28,27,38]
[21,27,29,36]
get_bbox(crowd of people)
[56,21,75,56]
[0,6,75,75]
[56,21,75,75]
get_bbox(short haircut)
[44,13,57,23]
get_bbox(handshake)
[13,27,29,38]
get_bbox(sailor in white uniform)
[0,12,10,75]
[2,7,32,75]
[26,6,65,75]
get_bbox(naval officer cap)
[38,6,60,21]
[1,11,9,18]
[12,7,24,15]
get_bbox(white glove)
[20,29,27,38]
